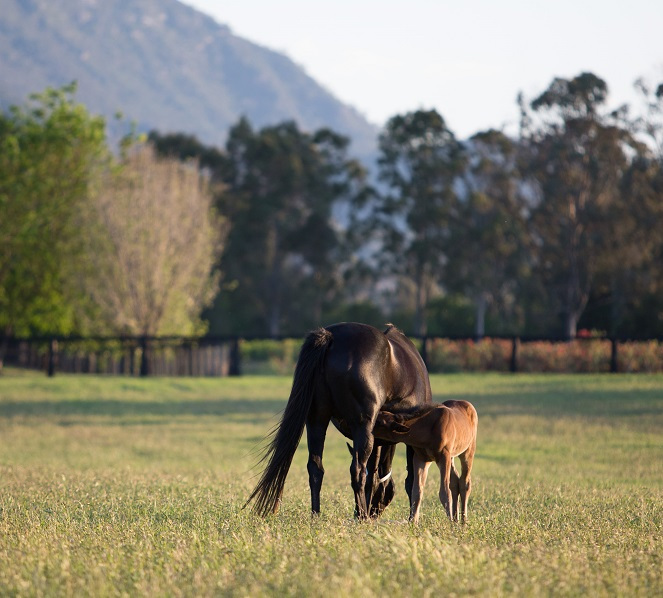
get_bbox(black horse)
[246,322,433,519]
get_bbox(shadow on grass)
[440,387,663,423]
[0,398,284,423]
[3,379,662,427]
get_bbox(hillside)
[0,0,378,159]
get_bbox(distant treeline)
[2,72,663,365]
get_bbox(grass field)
[1,370,662,596]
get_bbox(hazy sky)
[181,0,662,138]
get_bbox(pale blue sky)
[182,0,662,138]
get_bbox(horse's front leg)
[409,454,431,524]
[437,449,454,521]
[404,444,415,503]
[364,444,395,518]
[350,423,375,520]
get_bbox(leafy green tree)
[148,131,226,178]
[372,109,466,334]
[520,73,635,338]
[444,130,529,337]
[597,80,663,336]
[0,84,108,342]
[209,118,368,336]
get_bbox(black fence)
[0,336,241,377]
[2,334,663,376]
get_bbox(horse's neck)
[385,337,432,406]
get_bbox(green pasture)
[1,370,662,596]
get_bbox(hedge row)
[241,338,663,375]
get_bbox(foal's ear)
[390,421,410,434]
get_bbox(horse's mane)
[383,322,403,336]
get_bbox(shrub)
[424,338,663,373]
[240,338,301,375]
[425,338,512,373]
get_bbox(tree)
[210,118,367,336]
[78,144,225,336]
[521,73,634,338]
[373,109,466,335]
[148,131,226,178]
[0,83,108,342]
[444,130,529,337]
[598,79,663,336]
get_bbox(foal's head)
[375,411,410,434]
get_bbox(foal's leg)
[458,443,475,524]
[437,449,454,521]
[450,459,461,522]
[409,454,431,524]
[306,407,330,515]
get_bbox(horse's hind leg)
[437,449,454,521]
[458,443,475,523]
[306,407,330,515]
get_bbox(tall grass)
[1,370,662,596]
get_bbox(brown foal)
[373,400,478,524]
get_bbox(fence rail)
[2,334,663,377]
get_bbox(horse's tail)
[245,327,332,516]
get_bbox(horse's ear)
[390,421,410,434]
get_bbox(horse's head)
[346,442,397,518]
[375,411,410,434]
[369,474,395,518]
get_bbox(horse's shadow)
[0,397,281,425]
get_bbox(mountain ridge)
[0,0,378,159]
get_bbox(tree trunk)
[562,310,578,341]
[0,326,12,375]
[474,294,487,340]
[413,268,427,337]
[268,305,281,338]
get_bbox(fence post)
[47,338,58,377]
[140,336,149,376]
[610,338,619,373]
[228,337,241,376]
[420,335,428,369]
[510,337,519,373]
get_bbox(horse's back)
[323,323,390,415]
[323,322,431,419]
[324,322,390,378]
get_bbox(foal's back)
[374,399,477,458]
[439,400,477,456]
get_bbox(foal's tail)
[245,328,332,516]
